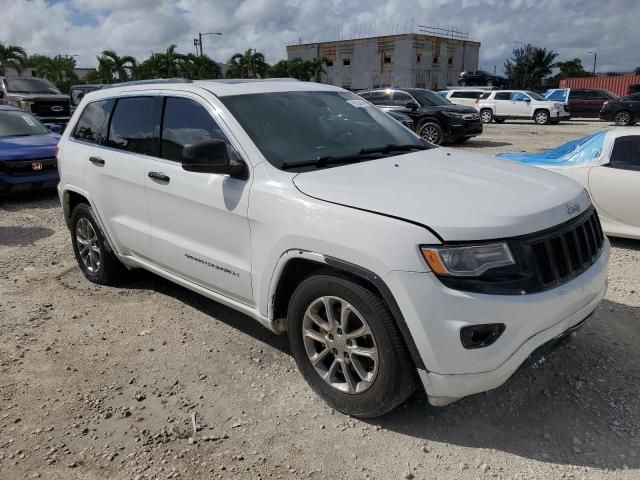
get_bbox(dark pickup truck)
[0,77,71,125]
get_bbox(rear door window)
[367,90,393,105]
[392,91,413,106]
[160,97,230,162]
[495,92,511,101]
[72,99,114,144]
[609,136,640,171]
[107,97,159,156]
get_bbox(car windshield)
[407,89,452,106]
[4,78,61,94]
[220,90,426,170]
[526,91,545,101]
[0,110,49,137]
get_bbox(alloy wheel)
[535,111,549,125]
[419,124,442,145]
[614,111,631,126]
[75,218,101,273]
[480,110,493,123]
[302,296,379,394]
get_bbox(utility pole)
[196,32,223,57]
[588,51,597,75]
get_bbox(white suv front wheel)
[534,109,550,125]
[287,274,416,418]
[480,109,493,123]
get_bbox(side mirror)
[405,101,419,110]
[181,139,246,178]
[48,124,64,134]
[524,98,531,102]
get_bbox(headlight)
[421,243,515,277]
[553,103,562,110]
[442,111,464,119]
[18,99,34,111]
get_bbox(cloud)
[0,0,638,73]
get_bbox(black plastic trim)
[324,256,426,370]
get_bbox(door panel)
[145,95,253,304]
[589,166,640,228]
[81,97,154,257]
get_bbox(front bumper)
[447,120,483,138]
[0,171,59,195]
[385,239,609,405]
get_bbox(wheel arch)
[269,250,426,370]
[61,186,91,228]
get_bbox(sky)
[1,0,639,74]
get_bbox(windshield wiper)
[280,144,429,171]
[359,143,429,154]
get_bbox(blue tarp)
[497,131,608,167]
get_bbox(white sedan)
[498,129,640,240]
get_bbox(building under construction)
[286,26,480,90]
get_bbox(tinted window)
[495,92,511,100]
[480,92,491,99]
[586,90,607,100]
[367,91,393,105]
[107,97,158,155]
[622,93,640,102]
[72,99,114,144]
[392,91,413,106]
[358,92,372,99]
[569,90,587,100]
[609,136,640,170]
[161,97,229,162]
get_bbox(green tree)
[0,43,27,75]
[101,50,137,81]
[268,59,292,78]
[307,57,328,82]
[181,53,221,80]
[226,49,269,78]
[504,44,558,89]
[554,58,593,80]
[28,54,78,90]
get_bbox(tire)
[287,274,417,418]
[614,110,632,126]
[480,109,493,124]
[493,117,506,124]
[534,109,550,125]
[417,121,443,145]
[70,203,125,285]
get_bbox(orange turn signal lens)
[420,247,448,275]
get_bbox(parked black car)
[358,88,482,145]
[458,70,507,88]
[599,93,640,126]
[382,109,414,130]
[0,77,71,125]
[70,84,103,114]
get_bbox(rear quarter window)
[71,99,114,144]
[480,92,491,99]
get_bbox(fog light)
[460,324,505,349]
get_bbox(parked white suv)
[438,88,488,107]
[57,79,609,417]
[477,90,571,125]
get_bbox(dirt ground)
[1,119,639,480]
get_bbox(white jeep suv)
[477,90,571,124]
[57,79,609,417]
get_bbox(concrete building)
[286,32,480,90]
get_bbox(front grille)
[523,208,604,289]
[0,157,58,175]
[30,100,70,118]
[463,113,480,121]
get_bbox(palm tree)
[226,49,268,79]
[0,43,27,75]
[307,57,328,82]
[504,44,558,89]
[100,50,137,81]
[86,55,117,83]
[268,59,291,78]
[286,57,308,80]
[159,44,185,78]
[528,47,558,87]
[181,53,221,80]
[29,55,77,86]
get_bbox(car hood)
[419,104,477,114]
[0,134,60,161]
[292,148,590,241]
[6,93,70,101]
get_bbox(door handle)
[89,156,105,166]
[148,171,170,183]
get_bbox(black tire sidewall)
[287,275,414,417]
[614,111,631,126]
[70,203,115,284]
[535,109,550,125]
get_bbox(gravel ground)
[1,120,639,480]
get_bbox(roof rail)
[200,78,300,84]
[103,78,193,89]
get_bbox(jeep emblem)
[566,202,581,215]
